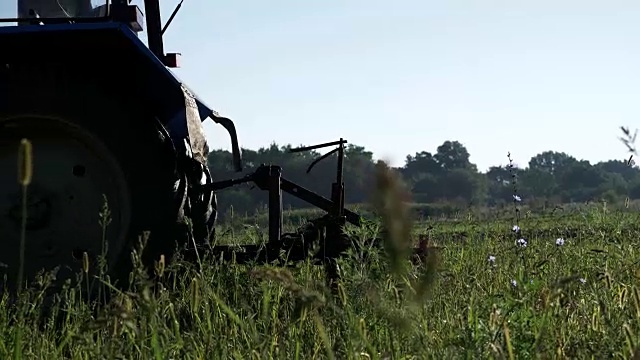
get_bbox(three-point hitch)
[195,139,358,287]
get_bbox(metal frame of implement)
[199,139,358,260]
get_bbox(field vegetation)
[3,129,640,359]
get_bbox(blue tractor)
[0,0,245,293]
[0,0,371,298]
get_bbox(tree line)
[206,140,639,216]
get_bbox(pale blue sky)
[2,1,640,171]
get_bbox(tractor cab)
[5,0,145,34]
[17,0,108,19]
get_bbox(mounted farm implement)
[0,0,423,298]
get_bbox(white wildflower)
[579,278,586,284]
[512,225,520,233]
[516,238,527,248]
[488,255,496,264]
[510,279,517,287]
[513,195,522,202]
[555,238,565,246]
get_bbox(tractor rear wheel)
[0,67,202,297]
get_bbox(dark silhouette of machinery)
[0,1,411,297]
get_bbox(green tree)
[485,165,515,205]
[595,160,638,182]
[437,168,487,204]
[528,151,577,175]
[403,151,442,180]
[556,160,606,202]
[434,140,475,171]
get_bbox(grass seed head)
[17,138,33,186]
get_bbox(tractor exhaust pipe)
[142,0,164,60]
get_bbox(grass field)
[6,203,640,359]
[6,145,640,359]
